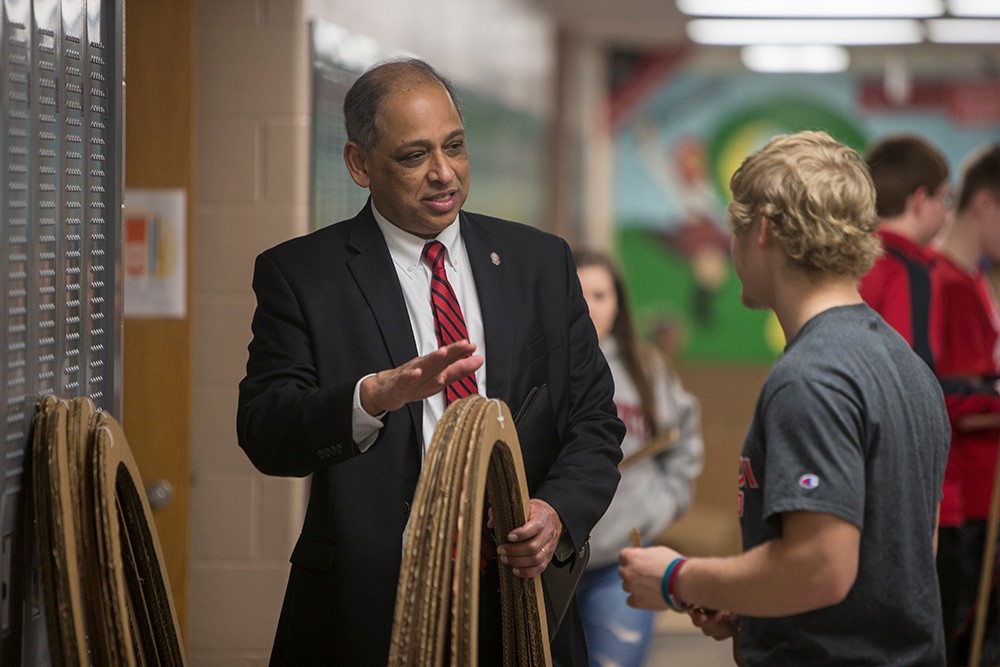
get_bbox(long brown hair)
[574,248,660,435]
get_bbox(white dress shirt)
[352,202,487,456]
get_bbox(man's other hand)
[497,499,563,578]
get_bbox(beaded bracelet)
[661,557,692,611]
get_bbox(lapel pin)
[490,251,501,266]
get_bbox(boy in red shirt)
[932,144,1000,664]
[859,134,951,367]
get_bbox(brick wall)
[190,1,309,663]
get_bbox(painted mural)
[613,64,1000,363]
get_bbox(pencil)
[630,527,641,548]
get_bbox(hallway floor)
[642,612,736,667]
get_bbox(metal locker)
[0,0,123,663]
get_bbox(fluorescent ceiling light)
[686,19,924,45]
[948,0,1000,16]
[677,0,943,18]
[741,45,850,73]
[926,18,1000,42]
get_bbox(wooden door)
[123,0,195,637]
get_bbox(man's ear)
[343,141,371,188]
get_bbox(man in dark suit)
[237,57,624,666]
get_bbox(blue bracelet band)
[661,557,685,609]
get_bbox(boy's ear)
[758,216,770,247]
[971,187,998,215]
[909,185,932,215]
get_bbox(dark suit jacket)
[237,204,624,666]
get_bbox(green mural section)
[618,226,780,364]
[708,99,869,202]
[616,86,871,364]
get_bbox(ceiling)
[532,0,690,46]
[529,0,1000,75]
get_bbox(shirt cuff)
[353,373,386,452]
[553,530,577,564]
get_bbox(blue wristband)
[661,557,686,609]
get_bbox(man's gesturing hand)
[360,341,483,415]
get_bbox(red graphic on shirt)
[615,402,651,443]
[737,456,759,518]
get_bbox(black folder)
[513,385,590,639]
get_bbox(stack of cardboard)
[390,395,551,667]
[32,396,185,666]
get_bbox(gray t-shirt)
[738,304,950,666]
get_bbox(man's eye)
[447,141,465,152]
[402,152,425,163]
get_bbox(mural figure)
[635,120,730,326]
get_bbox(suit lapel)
[345,206,422,434]
[461,213,513,400]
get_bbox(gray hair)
[343,57,464,151]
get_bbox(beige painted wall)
[190,1,309,663]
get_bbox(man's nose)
[427,152,454,183]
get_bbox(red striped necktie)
[422,240,479,404]
[423,241,495,569]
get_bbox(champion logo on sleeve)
[798,473,820,490]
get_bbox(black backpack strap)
[886,245,936,371]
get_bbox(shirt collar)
[878,229,938,265]
[371,202,462,272]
